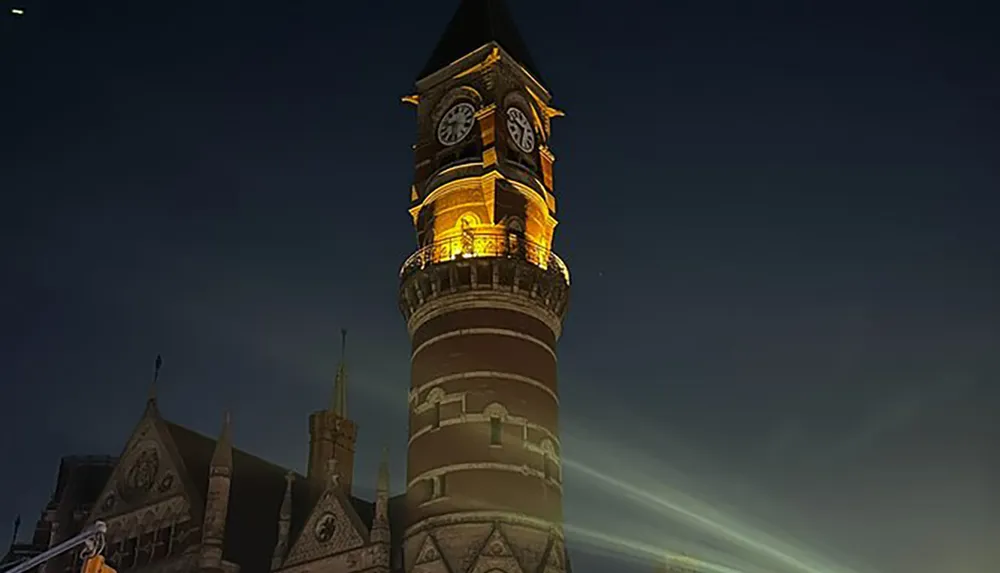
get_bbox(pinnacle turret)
[418,0,541,82]
[370,447,390,545]
[210,411,233,471]
[331,329,348,417]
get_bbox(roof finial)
[331,329,348,417]
[326,458,341,489]
[377,446,390,493]
[148,354,163,405]
[9,514,20,549]
[280,471,294,518]
[210,411,233,470]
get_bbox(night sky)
[2,1,997,572]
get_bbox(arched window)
[490,417,502,445]
[505,217,525,257]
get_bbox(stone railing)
[400,232,570,285]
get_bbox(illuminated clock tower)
[398,1,571,572]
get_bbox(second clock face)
[505,106,535,153]
[437,102,476,146]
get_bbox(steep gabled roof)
[164,422,302,573]
[418,0,542,83]
[162,421,408,573]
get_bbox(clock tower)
[398,1,571,572]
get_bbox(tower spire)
[271,471,294,570]
[201,411,233,570]
[331,329,348,417]
[307,329,358,491]
[418,0,541,82]
[8,514,20,549]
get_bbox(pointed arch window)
[431,402,441,429]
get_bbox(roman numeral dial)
[505,106,536,153]
[436,102,477,146]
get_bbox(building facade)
[4,2,574,573]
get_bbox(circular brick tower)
[397,2,572,572]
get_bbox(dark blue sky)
[2,1,997,572]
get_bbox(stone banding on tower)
[399,1,572,570]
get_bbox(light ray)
[564,523,770,573]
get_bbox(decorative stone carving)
[281,490,366,567]
[400,258,570,338]
[104,497,191,541]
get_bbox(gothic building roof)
[0,544,43,573]
[162,422,406,573]
[19,407,403,573]
[418,0,542,82]
[49,456,117,515]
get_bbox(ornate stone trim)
[412,327,556,361]
[403,511,564,541]
[103,496,191,542]
[411,371,559,405]
[408,408,561,453]
[407,462,562,492]
[276,544,385,573]
[402,272,567,339]
[411,386,466,413]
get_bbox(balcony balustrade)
[399,232,570,285]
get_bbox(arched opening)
[458,213,479,257]
[489,417,502,446]
[505,217,525,258]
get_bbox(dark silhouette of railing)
[400,232,570,284]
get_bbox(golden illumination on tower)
[402,167,569,283]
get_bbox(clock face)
[505,106,535,153]
[436,102,476,146]
[314,512,337,542]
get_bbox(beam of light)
[448,421,865,573]
[558,422,879,573]
[563,523,771,573]
[11,8,25,15]
[564,456,843,573]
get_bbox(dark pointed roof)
[418,0,542,83]
[162,421,410,573]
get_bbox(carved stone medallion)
[313,512,336,543]
[157,473,174,493]
[120,448,160,502]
